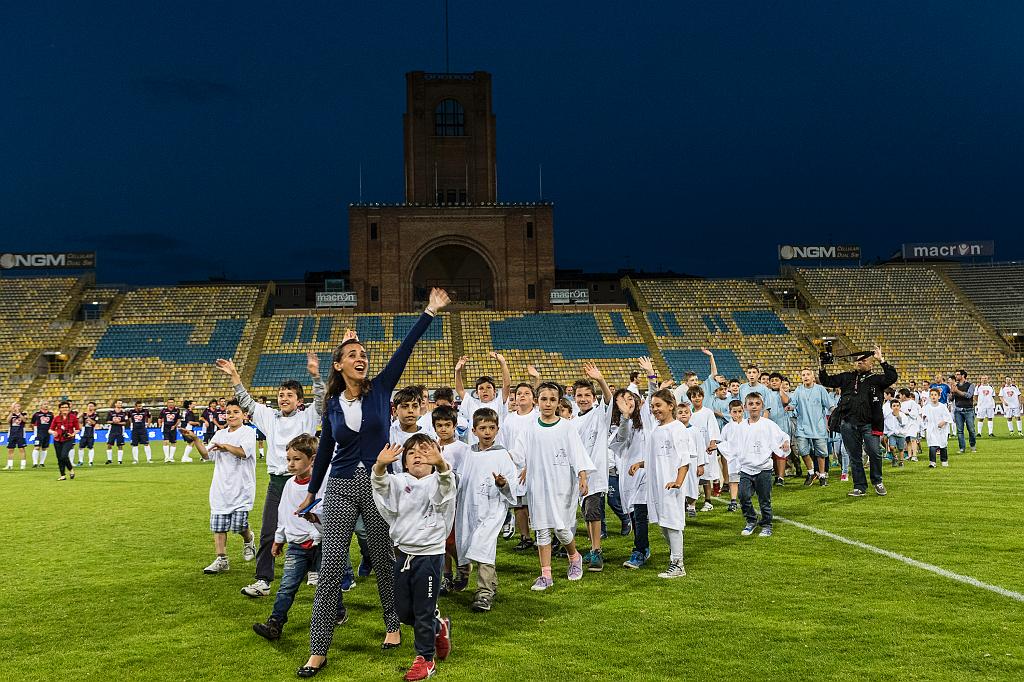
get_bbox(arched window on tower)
[434,99,465,136]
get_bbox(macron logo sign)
[901,241,994,259]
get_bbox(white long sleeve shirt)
[717,417,789,476]
[372,468,457,555]
[235,381,324,476]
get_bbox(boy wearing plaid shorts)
[183,399,258,574]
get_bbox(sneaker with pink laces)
[403,655,436,681]
[530,575,554,591]
[567,555,584,581]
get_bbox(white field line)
[774,514,1024,603]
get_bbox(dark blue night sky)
[2,2,1022,284]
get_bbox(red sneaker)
[434,614,451,661]
[403,656,435,681]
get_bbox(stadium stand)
[630,278,819,381]
[31,285,263,405]
[797,266,1021,383]
[943,262,1024,333]
[457,310,648,388]
[251,312,453,390]
[0,277,81,409]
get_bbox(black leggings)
[54,440,75,475]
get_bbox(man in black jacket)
[819,345,898,497]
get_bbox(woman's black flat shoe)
[296,660,327,678]
[381,641,401,650]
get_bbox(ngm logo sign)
[778,245,861,260]
[0,252,96,269]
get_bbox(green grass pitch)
[3,429,1024,681]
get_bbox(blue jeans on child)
[601,469,632,535]
[739,469,773,528]
[271,543,344,624]
[630,503,649,554]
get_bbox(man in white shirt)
[974,375,996,437]
[999,377,1021,435]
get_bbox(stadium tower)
[349,71,555,312]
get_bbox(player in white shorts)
[974,376,996,437]
[999,377,1021,435]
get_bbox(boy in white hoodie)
[372,434,457,682]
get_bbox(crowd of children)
[4,347,1020,680]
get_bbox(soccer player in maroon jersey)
[159,398,181,463]
[107,400,128,464]
[77,401,100,466]
[30,400,54,468]
[5,402,29,470]
[129,400,153,463]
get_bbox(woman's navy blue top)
[308,311,434,491]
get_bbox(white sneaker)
[243,538,257,562]
[241,579,271,597]
[180,456,193,463]
[307,571,319,587]
[203,556,230,574]
[941,461,949,467]
[657,561,687,579]
[4,463,11,470]
[700,502,714,512]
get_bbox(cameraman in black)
[819,345,898,498]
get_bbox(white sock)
[145,445,152,462]
[20,459,26,469]
[1009,420,1017,434]
[132,446,139,463]
[40,450,47,464]
[87,448,94,464]
[183,444,193,459]
[1017,418,1022,432]
[32,450,39,465]
[117,449,123,463]
[4,459,11,469]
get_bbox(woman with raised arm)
[295,288,450,679]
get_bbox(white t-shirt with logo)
[208,426,257,515]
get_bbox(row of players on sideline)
[1,395,281,473]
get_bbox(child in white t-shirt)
[921,388,953,468]
[688,386,721,512]
[634,388,692,578]
[433,405,472,594]
[674,402,706,518]
[502,382,539,551]
[515,382,595,591]
[454,352,511,446]
[372,434,457,679]
[898,389,921,462]
[719,400,745,511]
[389,386,431,473]
[183,399,257,574]
[454,408,516,612]
[717,393,790,537]
[883,400,909,468]
[571,364,613,572]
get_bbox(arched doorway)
[411,243,495,308]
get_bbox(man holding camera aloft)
[819,345,898,498]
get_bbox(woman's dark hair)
[610,388,643,430]
[59,400,70,408]
[326,338,372,400]
[401,432,439,470]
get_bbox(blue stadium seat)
[490,314,646,359]
[253,353,332,387]
[732,310,788,335]
[299,317,315,343]
[282,317,299,343]
[646,312,667,336]
[609,312,631,337]
[94,319,246,363]
[702,315,717,333]
[316,317,333,342]
[714,314,730,332]
[356,316,386,341]
[661,348,743,382]
[663,312,684,336]
[393,314,443,341]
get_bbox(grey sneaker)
[759,526,773,537]
[657,561,686,579]
[471,595,492,612]
[243,538,257,562]
[847,489,866,497]
[203,556,230,574]
[874,483,887,496]
[530,575,554,591]
[741,523,757,536]
[970,447,976,453]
